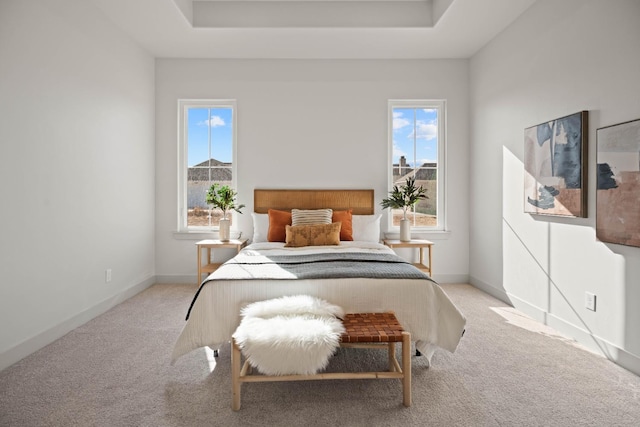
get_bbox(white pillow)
[351,214,381,243]
[251,213,269,243]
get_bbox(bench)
[231,312,411,410]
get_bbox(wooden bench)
[231,312,411,410]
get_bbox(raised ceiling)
[90,0,537,59]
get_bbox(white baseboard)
[469,275,640,377]
[469,275,510,303]
[434,274,470,284]
[155,275,197,285]
[503,293,548,325]
[0,275,155,372]
[547,313,640,376]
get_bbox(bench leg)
[402,332,412,407]
[231,339,242,411]
[388,342,396,371]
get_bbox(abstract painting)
[524,111,588,217]
[596,118,640,247]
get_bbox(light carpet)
[1,283,639,426]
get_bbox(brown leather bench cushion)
[340,312,405,343]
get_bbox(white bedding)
[171,242,466,366]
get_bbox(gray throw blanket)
[219,252,430,280]
[186,251,431,320]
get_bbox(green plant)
[380,176,428,220]
[206,184,245,220]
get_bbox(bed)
[171,189,466,366]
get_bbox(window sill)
[383,230,451,240]
[173,230,244,241]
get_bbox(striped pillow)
[291,209,333,226]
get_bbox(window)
[178,100,237,231]
[388,100,446,231]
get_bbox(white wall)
[155,59,470,284]
[0,0,156,370]
[469,0,640,374]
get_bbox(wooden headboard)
[254,189,374,215]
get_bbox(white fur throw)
[232,295,345,376]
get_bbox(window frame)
[387,99,447,232]
[177,99,238,233]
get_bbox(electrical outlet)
[585,292,596,311]
[105,269,112,283]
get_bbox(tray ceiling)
[89,0,537,59]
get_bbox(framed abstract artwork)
[524,111,588,217]
[596,118,640,247]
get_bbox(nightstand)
[383,239,434,276]
[196,239,248,284]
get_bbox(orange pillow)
[284,222,342,247]
[332,209,353,241]
[267,209,292,242]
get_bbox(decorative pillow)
[251,213,269,243]
[284,222,341,247]
[268,209,292,242]
[352,214,381,242]
[291,209,333,226]
[332,209,353,241]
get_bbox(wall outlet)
[585,292,596,311]
[105,269,112,283]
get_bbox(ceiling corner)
[432,0,455,25]
[171,0,193,25]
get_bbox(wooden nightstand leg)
[197,246,202,285]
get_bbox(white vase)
[400,218,411,242]
[219,218,231,241]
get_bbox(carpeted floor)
[1,283,639,426]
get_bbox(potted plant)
[380,176,428,242]
[206,183,245,241]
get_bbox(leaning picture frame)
[524,111,588,217]
[596,118,640,247]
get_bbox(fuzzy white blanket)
[232,295,345,375]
